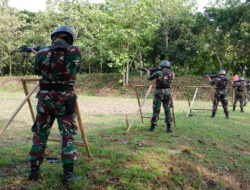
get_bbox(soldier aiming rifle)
[244,81,250,106]
[232,77,246,112]
[26,25,82,185]
[140,61,175,133]
[205,70,229,119]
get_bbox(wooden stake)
[0,82,39,137]
[135,87,144,124]
[125,114,129,130]
[74,89,92,160]
[127,84,153,132]
[21,80,35,122]
[170,88,176,128]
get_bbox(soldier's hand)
[145,69,150,73]
[31,48,37,54]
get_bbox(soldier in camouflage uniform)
[28,26,82,184]
[207,70,229,119]
[146,60,175,133]
[244,81,250,106]
[233,77,246,112]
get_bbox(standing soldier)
[28,26,82,184]
[233,77,246,112]
[244,81,250,106]
[207,70,229,119]
[146,60,175,133]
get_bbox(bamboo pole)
[135,87,144,124]
[127,84,153,132]
[48,137,86,146]
[190,108,212,110]
[74,90,92,160]
[142,116,165,120]
[186,87,191,114]
[170,88,176,128]
[186,87,199,117]
[125,114,129,130]
[210,86,214,104]
[21,80,35,122]
[0,82,39,137]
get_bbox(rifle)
[138,68,161,74]
[11,46,49,55]
[202,75,219,79]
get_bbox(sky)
[8,0,216,12]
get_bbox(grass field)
[0,91,249,190]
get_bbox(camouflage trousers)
[233,92,245,109]
[151,89,172,126]
[28,91,78,165]
[212,91,229,116]
[244,91,250,106]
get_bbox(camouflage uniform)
[28,40,82,165]
[244,81,250,106]
[233,81,246,111]
[210,77,229,117]
[147,69,175,127]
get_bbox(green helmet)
[218,70,226,75]
[159,60,171,68]
[238,77,244,81]
[51,25,74,45]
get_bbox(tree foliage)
[0,0,249,80]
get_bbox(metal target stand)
[0,78,92,160]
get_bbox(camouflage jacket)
[233,81,246,93]
[147,69,175,89]
[210,77,228,92]
[34,40,82,86]
[246,82,250,92]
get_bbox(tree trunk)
[88,62,91,74]
[9,64,12,76]
[165,27,169,49]
[215,51,223,70]
[20,55,26,75]
[123,71,126,87]
[139,51,143,77]
[126,62,129,86]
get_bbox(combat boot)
[225,114,229,119]
[241,107,244,112]
[210,112,215,118]
[166,124,172,133]
[28,163,40,181]
[146,124,155,132]
[63,163,81,185]
[233,106,235,111]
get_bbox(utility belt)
[156,87,170,89]
[40,83,73,91]
[215,89,226,93]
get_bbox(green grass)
[0,91,249,189]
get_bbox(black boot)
[241,107,244,112]
[28,163,40,181]
[146,124,155,132]
[63,163,81,185]
[166,124,172,133]
[211,112,215,118]
[233,106,235,111]
[225,114,229,119]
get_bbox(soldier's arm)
[147,71,159,81]
[210,79,216,85]
[34,53,41,75]
[70,46,82,73]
